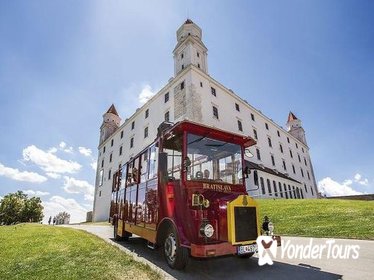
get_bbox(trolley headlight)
[200,223,214,238]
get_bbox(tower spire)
[173,19,208,76]
[286,112,307,145]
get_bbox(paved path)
[66,224,373,280]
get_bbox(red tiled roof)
[106,104,119,116]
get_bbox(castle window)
[292,164,295,174]
[298,154,301,162]
[197,52,200,57]
[181,53,184,59]
[256,148,261,161]
[120,130,124,139]
[111,139,114,147]
[287,137,290,143]
[251,113,255,121]
[103,146,106,153]
[282,160,286,171]
[253,128,258,140]
[253,171,258,186]
[260,177,265,194]
[164,111,170,122]
[304,183,308,193]
[109,153,112,163]
[145,109,149,119]
[200,82,203,87]
[267,179,272,195]
[271,155,275,166]
[198,63,200,68]
[144,127,148,138]
[311,186,314,196]
[304,157,308,166]
[280,143,283,153]
[302,147,305,153]
[277,130,280,137]
[273,181,278,197]
[99,191,101,197]
[119,146,123,156]
[130,137,134,148]
[164,92,169,103]
[284,183,288,198]
[301,168,304,177]
[101,160,104,168]
[265,123,269,130]
[289,149,293,158]
[108,169,111,180]
[237,120,243,132]
[211,87,216,96]
[181,81,185,90]
[296,143,298,149]
[279,182,283,198]
[307,171,310,180]
[131,121,135,130]
[268,137,272,148]
[235,103,240,112]
[212,106,219,119]
[181,64,184,70]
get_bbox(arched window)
[273,180,278,197]
[260,177,265,195]
[253,171,259,186]
[278,182,283,198]
[267,179,272,195]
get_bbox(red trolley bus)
[111,121,270,269]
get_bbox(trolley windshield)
[186,133,243,184]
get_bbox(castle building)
[93,20,318,222]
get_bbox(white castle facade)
[93,20,318,222]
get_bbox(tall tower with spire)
[99,104,121,145]
[173,19,208,76]
[286,112,307,145]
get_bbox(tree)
[55,211,70,225]
[0,191,44,225]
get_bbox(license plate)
[237,244,257,255]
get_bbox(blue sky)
[0,1,373,222]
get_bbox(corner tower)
[173,19,208,76]
[99,104,121,145]
[286,112,307,145]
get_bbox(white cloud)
[0,162,47,183]
[48,147,58,154]
[58,141,74,154]
[318,177,362,197]
[90,160,97,171]
[46,172,61,179]
[23,189,50,196]
[63,176,94,202]
[59,142,67,149]
[353,173,369,186]
[138,84,156,104]
[42,196,89,224]
[78,147,92,157]
[23,145,81,174]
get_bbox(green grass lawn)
[257,199,374,240]
[0,224,161,280]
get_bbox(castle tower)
[286,112,307,145]
[99,104,121,145]
[173,19,208,76]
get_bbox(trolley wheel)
[163,226,189,270]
